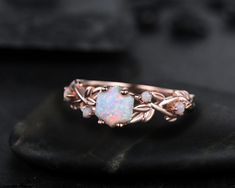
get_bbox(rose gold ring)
[64,79,195,127]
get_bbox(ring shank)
[65,79,195,126]
[79,79,175,96]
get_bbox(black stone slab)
[9,83,235,175]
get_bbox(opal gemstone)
[81,107,92,118]
[141,91,152,103]
[95,86,134,127]
[175,102,185,115]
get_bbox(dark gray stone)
[9,84,235,175]
[170,10,208,40]
[0,0,134,52]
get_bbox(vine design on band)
[64,79,194,126]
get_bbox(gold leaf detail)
[134,104,151,112]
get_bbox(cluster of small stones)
[64,84,186,127]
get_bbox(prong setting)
[98,119,105,124]
[64,79,195,127]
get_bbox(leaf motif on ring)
[133,104,151,112]
[143,108,155,122]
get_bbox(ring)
[64,79,195,127]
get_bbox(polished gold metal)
[64,79,195,127]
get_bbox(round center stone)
[95,86,134,127]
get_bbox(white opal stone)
[95,86,134,127]
[81,107,92,118]
[175,102,185,115]
[141,91,152,103]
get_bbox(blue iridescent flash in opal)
[95,86,134,127]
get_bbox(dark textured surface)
[8,84,235,175]
[0,0,134,51]
[1,61,235,187]
[170,11,208,39]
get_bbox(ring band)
[64,79,195,127]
